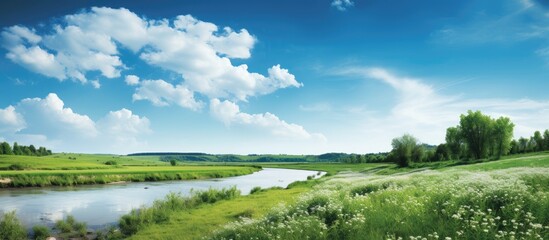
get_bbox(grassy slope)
[129,164,386,240]
[130,152,549,240]
[129,185,311,240]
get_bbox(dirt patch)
[0,178,12,184]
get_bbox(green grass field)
[0,154,260,187]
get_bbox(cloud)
[333,66,549,150]
[210,99,326,141]
[0,106,26,133]
[1,94,151,153]
[140,16,301,101]
[17,93,98,138]
[125,75,140,86]
[90,80,101,89]
[1,7,317,141]
[97,108,151,148]
[432,0,549,45]
[1,8,301,98]
[132,79,203,110]
[331,0,354,11]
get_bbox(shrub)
[7,164,26,170]
[170,160,177,166]
[55,219,72,233]
[104,160,118,165]
[250,186,262,194]
[32,225,51,240]
[0,211,26,240]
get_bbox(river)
[0,168,323,229]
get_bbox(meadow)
[0,154,259,187]
[208,154,549,240]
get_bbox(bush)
[7,164,26,170]
[104,160,118,165]
[0,211,26,240]
[32,225,51,240]
[170,160,177,166]
[55,215,88,237]
[250,186,262,194]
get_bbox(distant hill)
[127,152,359,163]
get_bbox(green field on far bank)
[0,154,260,188]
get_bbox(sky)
[0,0,548,154]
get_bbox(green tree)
[29,145,37,155]
[0,142,12,155]
[492,117,514,159]
[433,144,450,161]
[12,142,22,155]
[533,131,543,152]
[544,130,549,151]
[510,139,518,154]
[459,110,493,159]
[170,159,177,166]
[391,134,421,167]
[445,126,463,160]
[518,137,528,153]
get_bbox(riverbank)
[0,166,260,188]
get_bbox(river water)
[0,168,323,229]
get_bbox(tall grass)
[0,211,26,240]
[210,168,549,240]
[118,186,241,237]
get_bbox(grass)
[129,183,315,240]
[258,162,391,175]
[0,153,166,170]
[132,152,548,240]
[0,165,260,187]
[116,187,242,238]
[210,168,549,240]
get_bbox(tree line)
[389,110,549,167]
[0,142,52,156]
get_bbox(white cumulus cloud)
[0,94,151,153]
[0,105,26,133]
[125,75,140,86]
[133,79,203,111]
[210,98,326,141]
[1,7,319,142]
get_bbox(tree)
[0,142,12,155]
[544,130,549,151]
[391,134,421,167]
[459,110,493,159]
[433,144,451,161]
[518,137,528,153]
[533,131,544,152]
[29,145,37,156]
[510,139,518,154]
[170,159,177,166]
[12,142,22,155]
[445,126,463,160]
[492,117,514,159]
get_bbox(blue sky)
[1,0,548,154]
